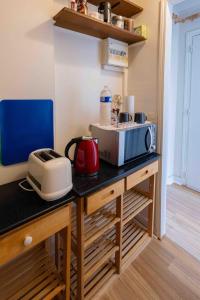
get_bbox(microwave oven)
[90,122,157,167]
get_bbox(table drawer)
[85,180,124,215]
[0,205,70,266]
[126,161,158,191]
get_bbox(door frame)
[182,28,200,187]
[156,0,172,239]
[156,0,185,239]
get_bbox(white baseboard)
[167,176,175,185]
[167,175,184,186]
[174,176,184,185]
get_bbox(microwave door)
[124,126,151,163]
[145,127,153,152]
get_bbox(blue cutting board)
[0,100,54,166]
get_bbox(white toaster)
[27,149,73,201]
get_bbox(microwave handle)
[145,127,153,152]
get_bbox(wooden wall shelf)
[53,8,146,45]
[88,0,143,18]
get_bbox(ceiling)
[173,0,200,16]
[169,0,184,4]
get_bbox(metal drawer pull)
[24,236,33,246]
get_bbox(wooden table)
[0,204,71,300]
[70,161,158,299]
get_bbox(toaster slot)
[35,151,53,162]
[48,150,62,159]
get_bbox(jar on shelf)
[77,0,88,15]
[112,15,124,29]
[70,0,77,11]
[98,2,111,23]
[124,18,134,31]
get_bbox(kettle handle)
[65,137,82,164]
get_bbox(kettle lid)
[82,136,94,140]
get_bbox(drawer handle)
[24,235,33,246]
[141,170,149,177]
[102,189,115,200]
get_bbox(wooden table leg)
[77,198,85,300]
[148,175,156,237]
[62,206,71,300]
[115,195,123,274]
[55,233,61,274]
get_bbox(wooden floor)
[96,237,200,300]
[166,184,200,261]
[96,185,200,300]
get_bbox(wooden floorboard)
[166,184,200,261]
[96,237,200,300]
[96,185,200,300]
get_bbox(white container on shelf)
[100,86,112,126]
[125,95,135,116]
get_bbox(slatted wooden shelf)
[0,245,65,300]
[122,220,148,263]
[71,259,116,300]
[72,200,119,249]
[53,8,146,45]
[123,189,153,225]
[88,0,143,18]
[84,262,116,300]
[70,232,118,299]
[83,236,118,282]
[106,219,149,264]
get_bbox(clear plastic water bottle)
[100,86,112,126]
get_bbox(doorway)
[183,29,200,192]
[163,0,200,260]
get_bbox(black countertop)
[0,182,75,235]
[73,153,160,197]
[0,153,160,236]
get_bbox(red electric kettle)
[65,136,100,176]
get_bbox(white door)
[185,33,200,192]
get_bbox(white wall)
[54,2,122,154]
[0,0,55,184]
[0,0,161,186]
[128,0,160,122]
[128,0,162,236]
[0,0,122,185]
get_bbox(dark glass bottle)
[98,2,111,23]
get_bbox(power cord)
[18,179,34,192]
